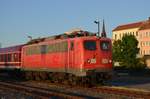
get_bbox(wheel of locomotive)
[57,73,66,83]
[51,73,59,83]
[80,77,87,86]
[67,74,77,86]
[33,72,41,81]
[25,71,34,80]
[71,75,78,86]
[61,74,69,85]
[39,72,48,80]
[47,72,53,81]
[90,78,97,86]
[68,74,73,85]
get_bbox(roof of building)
[113,18,150,32]
[139,21,150,30]
[112,21,144,31]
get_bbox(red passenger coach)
[0,45,23,69]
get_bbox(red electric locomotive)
[0,30,112,85]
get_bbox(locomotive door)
[68,41,74,72]
[41,45,46,68]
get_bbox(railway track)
[17,80,150,99]
[0,78,150,99]
[92,86,150,99]
[0,81,89,99]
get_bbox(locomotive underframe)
[10,67,112,86]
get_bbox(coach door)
[68,41,74,72]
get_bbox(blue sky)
[0,0,150,47]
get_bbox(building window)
[146,32,148,37]
[146,41,149,46]
[149,32,150,37]
[143,42,145,46]
[143,50,145,55]
[144,32,146,37]
[136,32,138,36]
[141,42,142,47]
[119,34,121,39]
[115,34,117,40]
[140,34,142,38]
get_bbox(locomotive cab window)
[100,41,110,51]
[84,40,96,50]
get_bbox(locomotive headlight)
[102,58,109,64]
[109,59,112,63]
[87,59,91,63]
[87,58,96,64]
[90,58,96,63]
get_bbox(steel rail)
[0,81,85,99]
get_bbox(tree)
[113,35,146,69]
[112,40,122,62]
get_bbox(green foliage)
[112,40,122,62]
[113,35,146,69]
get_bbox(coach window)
[8,54,11,62]
[84,40,96,50]
[1,54,3,62]
[4,54,7,62]
[0,55,1,62]
[11,54,14,62]
[14,53,17,62]
[0,55,2,62]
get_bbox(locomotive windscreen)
[100,41,110,51]
[84,40,96,50]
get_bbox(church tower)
[101,20,107,37]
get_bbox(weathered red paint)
[22,36,112,76]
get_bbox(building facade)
[112,18,150,67]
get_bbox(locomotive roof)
[0,45,24,53]
[26,30,96,45]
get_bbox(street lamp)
[94,20,100,37]
[27,35,32,40]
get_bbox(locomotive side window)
[26,46,40,55]
[47,41,68,53]
[84,40,96,50]
[70,42,74,50]
[100,41,110,51]
[41,45,47,54]
[26,41,68,55]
